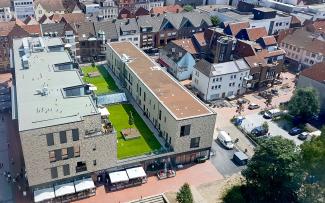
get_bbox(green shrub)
[223,185,247,203]
[176,183,193,203]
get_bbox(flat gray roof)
[13,37,98,131]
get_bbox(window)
[72,129,79,141]
[59,131,67,144]
[49,151,55,162]
[93,160,97,166]
[67,147,74,158]
[159,110,161,120]
[63,164,70,176]
[180,125,191,137]
[62,148,68,160]
[93,144,96,151]
[46,133,54,146]
[144,92,146,101]
[74,145,80,157]
[218,85,221,88]
[51,167,58,179]
[190,137,200,148]
[55,149,62,161]
[211,86,214,89]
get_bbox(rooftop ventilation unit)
[121,54,133,63]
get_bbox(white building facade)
[13,0,35,20]
[0,1,13,22]
[192,59,250,101]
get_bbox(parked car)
[298,132,309,140]
[251,126,268,137]
[289,127,302,136]
[217,131,234,149]
[248,103,260,110]
[263,109,283,119]
[233,150,248,166]
[237,98,247,104]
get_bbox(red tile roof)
[245,27,268,41]
[228,22,250,36]
[150,5,183,14]
[193,32,207,47]
[260,36,277,46]
[50,13,85,24]
[300,62,325,82]
[172,38,198,54]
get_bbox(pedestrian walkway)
[0,113,14,203]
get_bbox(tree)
[242,136,303,202]
[91,57,96,67]
[262,121,269,132]
[211,16,221,26]
[223,185,247,203]
[128,111,134,131]
[183,5,194,12]
[288,88,320,122]
[176,183,193,203]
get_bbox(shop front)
[33,187,55,203]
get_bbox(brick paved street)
[76,161,223,203]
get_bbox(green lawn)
[107,104,161,159]
[81,66,119,95]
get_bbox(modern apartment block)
[106,41,216,158]
[12,37,117,190]
[0,0,13,22]
[13,0,35,20]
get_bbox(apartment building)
[34,0,82,21]
[214,5,292,35]
[106,41,216,160]
[192,59,250,101]
[159,38,197,81]
[12,37,117,192]
[297,62,325,114]
[13,0,35,20]
[278,28,325,71]
[115,18,140,47]
[0,0,13,22]
[137,12,212,49]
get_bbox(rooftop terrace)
[13,37,98,131]
[109,41,214,119]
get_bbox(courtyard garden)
[107,103,161,159]
[81,65,119,95]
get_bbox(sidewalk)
[0,113,14,203]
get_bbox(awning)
[109,171,129,184]
[98,106,110,116]
[34,187,55,203]
[54,182,75,197]
[74,178,95,192]
[126,167,146,179]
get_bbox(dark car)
[298,132,309,140]
[289,127,302,136]
[251,126,268,137]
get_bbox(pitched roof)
[172,38,198,55]
[41,22,76,36]
[300,62,325,83]
[0,22,16,36]
[245,27,268,41]
[24,16,39,25]
[193,32,208,47]
[50,13,85,24]
[307,20,325,33]
[0,0,10,8]
[281,28,325,55]
[227,22,250,36]
[74,22,95,41]
[259,36,277,46]
[290,15,302,26]
[244,55,267,68]
[38,15,54,24]
[20,24,41,35]
[150,5,183,14]
[115,18,139,36]
[94,20,118,40]
[134,7,149,17]
[35,0,79,13]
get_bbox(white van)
[217,131,234,149]
[263,108,282,119]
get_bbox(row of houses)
[158,20,286,101]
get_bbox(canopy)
[126,167,146,179]
[98,107,110,116]
[88,83,98,91]
[54,182,75,197]
[109,171,129,184]
[34,187,55,203]
[74,178,95,192]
